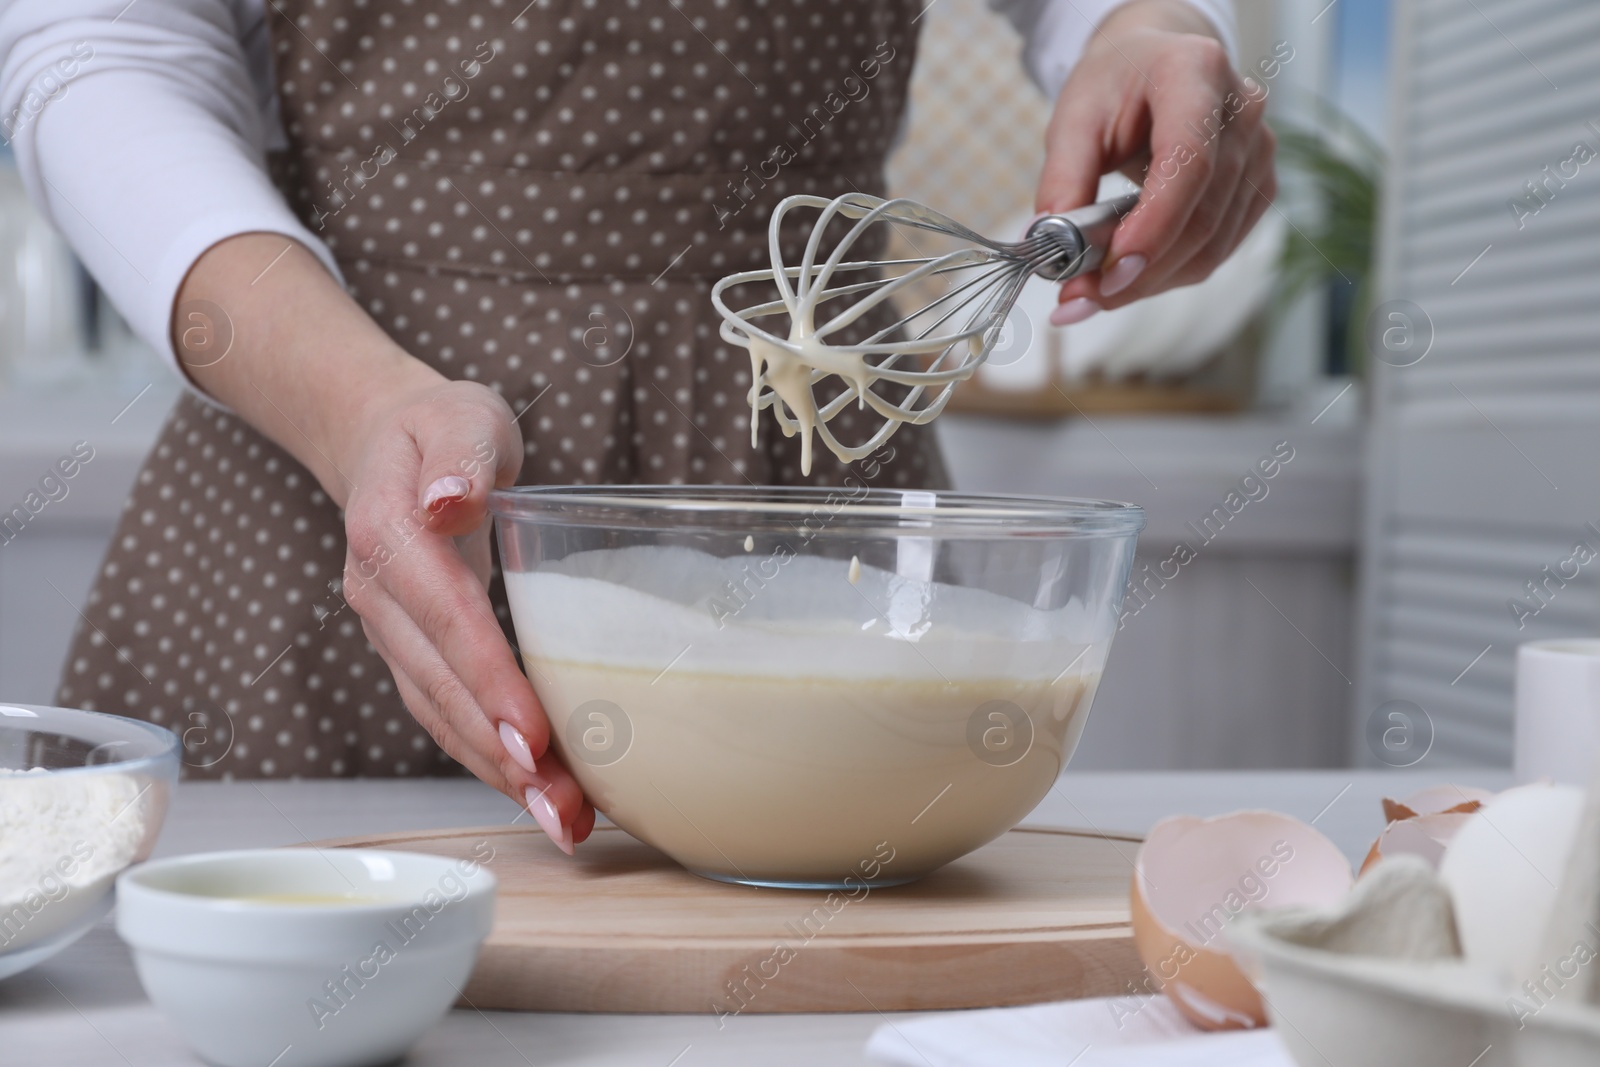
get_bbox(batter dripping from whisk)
[746,329,881,477]
[719,192,1137,474]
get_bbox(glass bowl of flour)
[0,704,178,977]
[491,485,1143,888]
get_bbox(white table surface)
[1,769,1511,1066]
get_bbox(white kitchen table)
[1,769,1510,1066]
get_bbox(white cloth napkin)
[864,995,1295,1067]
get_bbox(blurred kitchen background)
[1,0,1592,773]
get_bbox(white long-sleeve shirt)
[0,0,1234,379]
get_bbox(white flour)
[0,767,152,954]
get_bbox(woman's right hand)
[174,233,594,852]
[338,372,597,852]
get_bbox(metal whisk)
[710,191,1139,471]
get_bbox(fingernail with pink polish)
[526,785,574,855]
[422,475,471,512]
[499,720,537,775]
[1050,298,1100,327]
[1099,254,1147,297]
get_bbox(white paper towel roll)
[1515,639,1600,785]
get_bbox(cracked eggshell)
[1438,782,1586,976]
[1381,785,1496,824]
[1130,811,1354,1031]
[1362,785,1503,877]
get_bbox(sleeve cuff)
[1178,0,1240,65]
[1015,0,1241,100]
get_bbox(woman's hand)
[1037,0,1277,324]
[338,375,597,853]
[173,233,594,852]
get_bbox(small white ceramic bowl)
[116,848,495,1067]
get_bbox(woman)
[0,0,1271,854]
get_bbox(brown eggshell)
[1359,811,1476,876]
[1130,811,1353,1031]
[1380,784,1495,824]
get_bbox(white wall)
[941,411,1361,768]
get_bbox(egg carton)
[1231,912,1600,1067]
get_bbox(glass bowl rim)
[489,484,1146,537]
[0,703,181,778]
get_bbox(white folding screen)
[1356,0,1600,766]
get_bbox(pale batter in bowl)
[509,545,1102,886]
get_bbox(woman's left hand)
[171,233,597,853]
[1036,0,1277,324]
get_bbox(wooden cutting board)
[315,823,1143,1014]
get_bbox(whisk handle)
[1028,192,1140,280]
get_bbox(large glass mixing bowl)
[490,485,1143,889]
[0,704,178,978]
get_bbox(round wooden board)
[314,823,1144,1014]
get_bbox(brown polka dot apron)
[58,0,949,779]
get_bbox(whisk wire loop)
[710,191,1137,473]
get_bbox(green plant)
[1271,96,1385,375]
